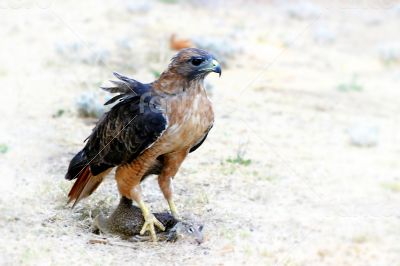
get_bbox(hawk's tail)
[65,150,88,181]
[65,150,106,208]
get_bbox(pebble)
[55,41,111,65]
[123,0,152,13]
[282,2,322,20]
[76,91,111,118]
[377,42,400,63]
[347,124,379,147]
[312,23,336,44]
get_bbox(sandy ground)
[0,0,399,265]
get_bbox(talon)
[140,213,165,241]
[137,200,165,241]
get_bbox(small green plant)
[337,76,363,92]
[352,234,368,243]
[220,161,237,175]
[226,141,252,166]
[151,69,161,78]
[382,182,400,193]
[226,156,252,166]
[0,144,9,154]
[159,0,178,3]
[52,109,65,118]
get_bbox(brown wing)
[65,94,167,180]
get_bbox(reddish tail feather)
[67,166,103,208]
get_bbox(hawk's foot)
[140,213,165,242]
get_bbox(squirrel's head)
[167,221,204,245]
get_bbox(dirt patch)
[0,1,399,265]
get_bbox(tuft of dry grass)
[0,0,399,265]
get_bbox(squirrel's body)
[94,197,204,244]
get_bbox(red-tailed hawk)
[65,48,221,241]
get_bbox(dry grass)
[0,0,399,265]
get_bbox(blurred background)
[0,0,399,265]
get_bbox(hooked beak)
[211,59,222,77]
[200,58,221,77]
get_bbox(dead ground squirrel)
[94,197,204,244]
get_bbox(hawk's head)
[168,48,221,80]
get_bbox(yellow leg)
[157,150,188,220]
[168,199,179,219]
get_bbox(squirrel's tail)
[94,213,109,233]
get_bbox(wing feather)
[84,94,167,174]
[100,72,150,95]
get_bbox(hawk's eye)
[190,58,204,66]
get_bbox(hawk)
[65,48,221,241]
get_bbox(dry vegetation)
[0,0,400,265]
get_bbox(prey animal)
[94,197,204,244]
[65,48,220,241]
